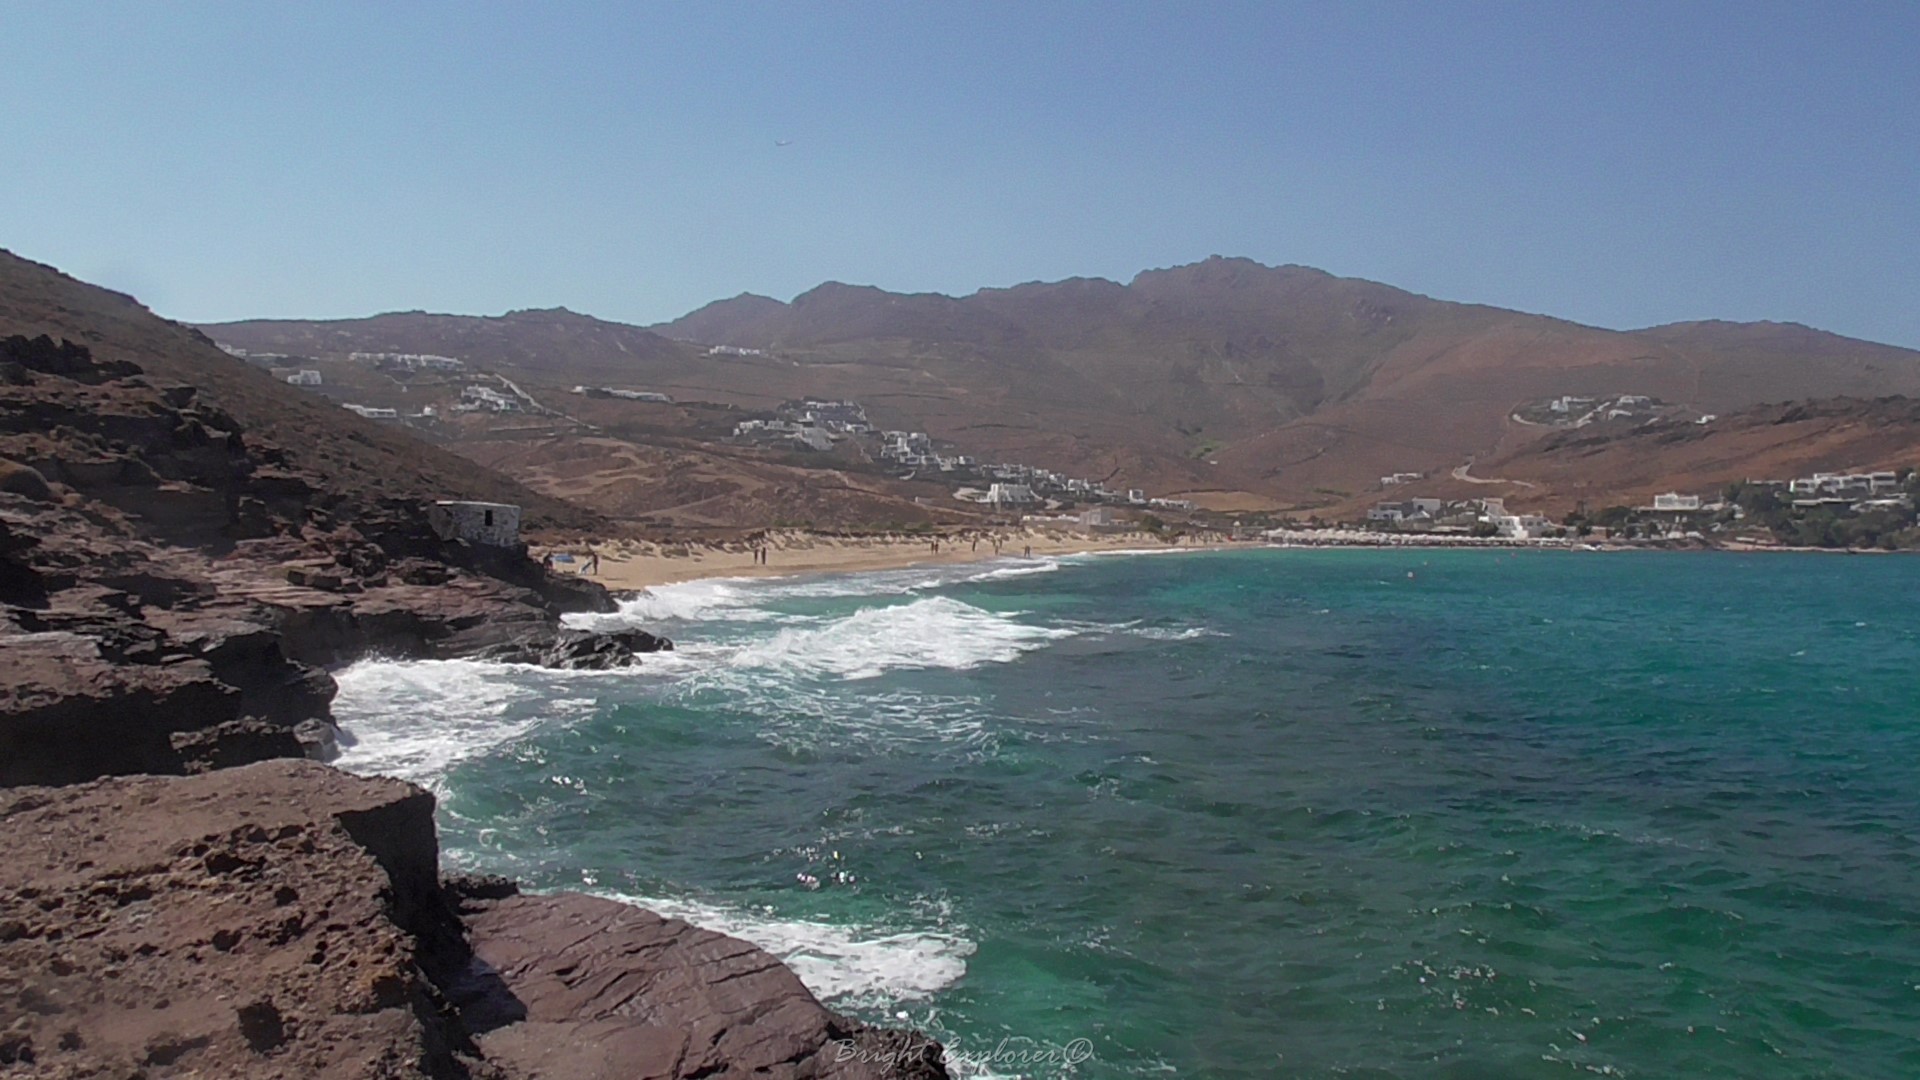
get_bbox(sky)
[4,2,1918,347]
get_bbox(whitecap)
[330,658,618,785]
[595,891,974,1007]
[728,596,1074,680]
[565,577,772,630]
[1127,625,1229,641]
[331,659,556,783]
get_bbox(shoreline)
[535,529,1910,593]
[539,528,1225,591]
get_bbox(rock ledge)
[0,760,947,1079]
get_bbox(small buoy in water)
[1407,571,1416,580]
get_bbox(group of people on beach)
[540,546,600,574]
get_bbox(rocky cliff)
[0,254,947,1076]
[0,760,945,1079]
[0,330,618,785]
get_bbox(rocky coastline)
[0,315,948,1075]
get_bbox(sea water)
[333,549,1920,1078]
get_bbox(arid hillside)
[206,256,1920,514]
[1445,396,1920,514]
[199,307,983,532]
[0,251,601,532]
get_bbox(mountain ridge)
[202,256,1920,510]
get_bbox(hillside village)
[734,398,1200,513]
[223,333,1920,549]
[1365,468,1918,548]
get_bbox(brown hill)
[1453,396,1920,513]
[203,308,984,531]
[0,251,600,532]
[207,257,1920,514]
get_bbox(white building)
[1495,513,1555,539]
[341,404,399,419]
[427,501,520,547]
[790,427,833,452]
[286,370,322,386]
[457,385,519,413]
[987,483,1037,507]
[1652,493,1701,511]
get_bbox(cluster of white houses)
[1366,466,1912,538]
[1528,393,1660,427]
[456,385,522,413]
[1367,496,1559,538]
[730,399,1196,514]
[347,352,466,372]
[734,400,875,453]
[1786,471,1902,504]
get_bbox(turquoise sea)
[333,548,1920,1078]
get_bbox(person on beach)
[585,545,600,575]
[1023,544,1032,558]
[540,551,554,573]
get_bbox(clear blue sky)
[5,2,1917,346]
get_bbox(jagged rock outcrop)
[470,626,673,670]
[0,333,623,787]
[0,760,947,1079]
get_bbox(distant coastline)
[540,526,1916,594]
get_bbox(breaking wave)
[331,659,573,784]
[598,891,974,1008]
[564,577,771,629]
[728,596,1075,680]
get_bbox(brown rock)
[0,761,946,1080]
[451,892,946,1079]
[0,632,240,785]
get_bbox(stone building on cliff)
[427,500,521,546]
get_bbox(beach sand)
[539,529,1218,590]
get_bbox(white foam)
[569,558,1070,633]
[565,578,772,630]
[596,891,974,1007]
[1128,625,1228,641]
[329,658,617,785]
[729,596,1073,680]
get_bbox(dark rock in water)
[0,760,948,1079]
[474,626,674,670]
[293,717,341,761]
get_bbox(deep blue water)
[335,548,1920,1078]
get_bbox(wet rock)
[472,626,673,670]
[0,761,947,1080]
[292,717,341,762]
[455,891,946,1079]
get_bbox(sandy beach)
[537,528,1222,590]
